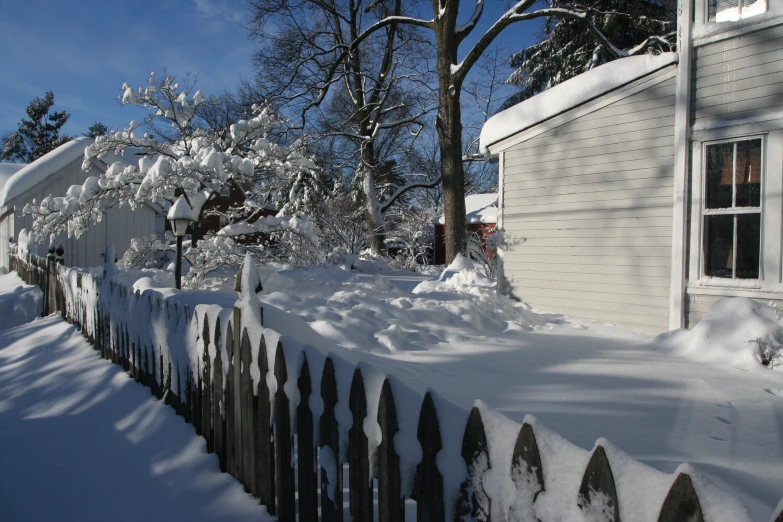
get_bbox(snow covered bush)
[385,206,437,272]
[23,72,326,282]
[468,228,498,278]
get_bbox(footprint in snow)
[710,436,726,441]
[717,401,734,409]
[765,388,783,398]
[715,416,733,425]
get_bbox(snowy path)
[0,276,271,522]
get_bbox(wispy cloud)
[193,0,245,24]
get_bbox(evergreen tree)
[506,0,676,106]
[84,122,109,138]
[1,91,73,163]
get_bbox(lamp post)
[168,197,195,290]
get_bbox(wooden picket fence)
[10,244,781,522]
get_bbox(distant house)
[481,0,783,334]
[0,137,165,269]
[434,193,497,265]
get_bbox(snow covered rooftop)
[0,163,27,195]
[0,137,93,208]
[479,52,678,153]
[436,193,497,225]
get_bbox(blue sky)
[0,0,538,141]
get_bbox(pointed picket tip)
[274,341,287,382]
[658,472,704,522]
[512,422,545,499]
[456,406,491,522]
[578,445,620,522]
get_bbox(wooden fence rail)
[10,245,781,522]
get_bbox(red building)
[433,193,497,265]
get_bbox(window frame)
[696,134,767,285]
[707,0,769,23]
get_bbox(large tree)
[345,0,674,263]
[1,91,73,163]
[506,0,676,105]
[248,0,439,255]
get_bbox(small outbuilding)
[480,53,679,333]
[0,137,165,269]
[433,193,497,265]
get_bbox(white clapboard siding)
[6,156,159,269]
[500,73,676,334]
[692,24,783,127]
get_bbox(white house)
[0,137,165,269]
[481,0,783,334]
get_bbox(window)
[703,138,763,279]
[708,0,767,22]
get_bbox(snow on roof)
[479,52,678,153]
[0,137,93,208]
[0,163,27,195]
[436,193,497,225]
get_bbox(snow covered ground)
[0,273,272,522]
[2,262,783,520]
[236,261,782,521]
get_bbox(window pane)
[735,139,762,207]
[736,213,761,278]
[704,214,734,277]
[706,143,734,209]
[710,0,740,21]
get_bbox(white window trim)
[689,132,783,291]
[697,0,769,24]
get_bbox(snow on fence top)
[479,52,678,153]
[0,137,94,208]
[435,192,497,225]
[9,247,768,522]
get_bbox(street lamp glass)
[171,218,191,237]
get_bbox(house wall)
[500,74,677,334]
[685,16,783,328]
[692,23,783,129]
[2,159,159,269]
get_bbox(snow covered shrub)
[385,206,437,272]
[468,229,498,278]
[121,233,176,269]
[23,72,327,284]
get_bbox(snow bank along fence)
[11,246,779,522]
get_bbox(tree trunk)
[360,145,387,256]
[433,0,467,265]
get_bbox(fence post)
[510,422,545,518]
[455,407,491,522]
[413,392,445,522]
[297,355,318,522]
[274,342,295,521]
[201,314,213,452]
[44,245,55,316]
[320,357,342,522]
[256,337,276,513]
[378,379,404,522]
[212,317,226,472]
[349,367,372,521]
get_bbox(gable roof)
[479,52,678,153]
[436,193,498,225]
[0,137,93,207]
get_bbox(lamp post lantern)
[168,197,195,290]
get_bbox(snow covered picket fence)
[10,250,779,522]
